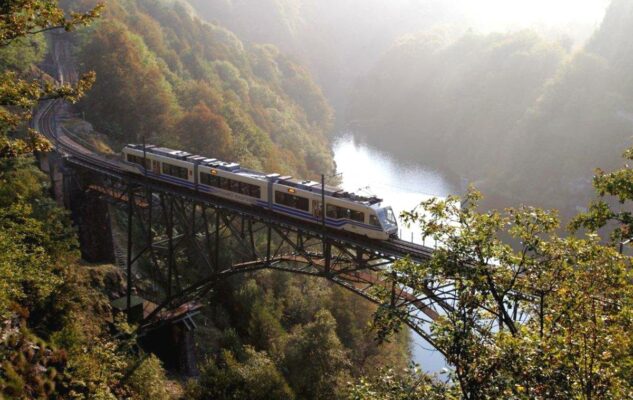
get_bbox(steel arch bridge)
[33,38,457,354]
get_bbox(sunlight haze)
[461,0,609,26]
[5,0,633,397]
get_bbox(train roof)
[124,144,384,206]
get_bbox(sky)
[453,0,610,29]
[370,0,613,50]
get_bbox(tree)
[0,0,101,157]
[347,367,454,400]
[0,160,76,319]
[370,185,633,399]
[571,147,633,245]
[283,309,351,400]
[187,347,295,400]
[77,21,180,144]
[176,102,233,159]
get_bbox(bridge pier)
[77,193,115,263]
[37,151,65,206]
[112,295,201,377]
[139,318,199,377]
[66,170,115,263]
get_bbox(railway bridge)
[33,38,454,373]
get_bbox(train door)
[193,163,199,189]
[152,160,160,174]
[267,181,274,209]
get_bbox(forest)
[67,0,334,179]
[1,0,633,399]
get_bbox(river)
[333,134,457,373]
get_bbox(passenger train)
[121,144,398,240]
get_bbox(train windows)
[239,182,250,195]
[326,204,364,222]
[126,154,150,169]
[228,180,236,192]
[229,180,240,193]
[327,205,348,219]
[378,207,397,227]
[369,215,381,227]
[295,195,309,211]
[238,182,261,198]
[200,172,219,187]
[205,174,260,198]
[275,191,309,211]
[326,204,338,218]
[162,162,188,179]
[250,185,261,198]
[219,177,231,190]
[385,208,397,225]
[350,210,365,222]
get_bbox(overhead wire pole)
[321,172,342,274]
[321,174,325,232]
[142,135,147,177]
[126,186,134,320]
[321,174,330,274]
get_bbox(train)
[121,144,398,240]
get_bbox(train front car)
[376,206,398,238]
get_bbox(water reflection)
[333,133,455,373]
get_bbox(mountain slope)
[497,0,633,209]
[346,0,633,213]
[347,30,567,184]
[66,0,334,178]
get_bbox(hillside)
[347,30,568,196]
[498,0,633,209]
[64,0,334,179]
[185,0,443,110]
[347,0,633,214]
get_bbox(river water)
[333,134,457,373]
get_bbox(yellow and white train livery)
[121,144,398,240]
